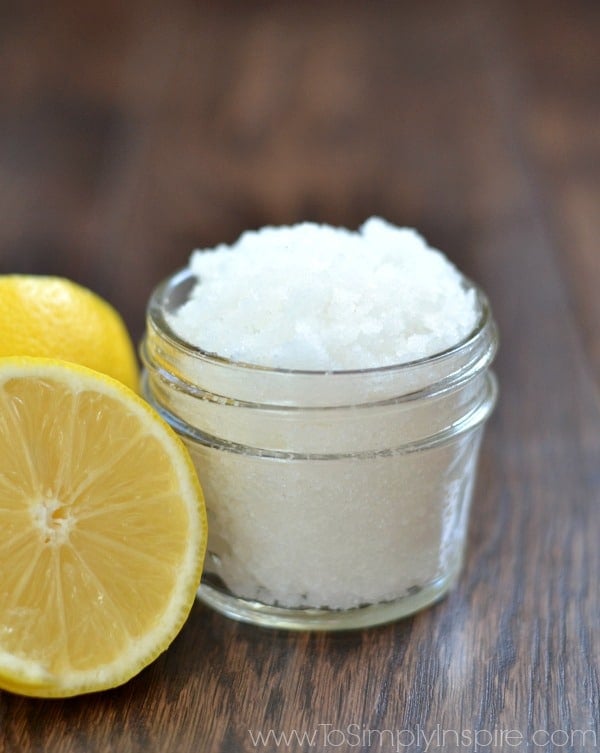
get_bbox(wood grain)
[0,1,598,751]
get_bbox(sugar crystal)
[168,218,478,370]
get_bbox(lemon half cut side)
[0,357,207,697]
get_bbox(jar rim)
[147,267,494,378]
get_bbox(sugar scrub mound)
[167,218,479,371]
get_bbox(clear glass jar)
[141,268,498,630]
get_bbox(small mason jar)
[141,268,498,630]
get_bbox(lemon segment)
[0,357,207,697]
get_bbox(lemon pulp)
[0,358,206,697]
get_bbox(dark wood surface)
[1,1,599,751]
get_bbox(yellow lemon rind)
[0,275,140,393]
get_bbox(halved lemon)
[0,357,207,697]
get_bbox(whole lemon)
[0,275,139,391]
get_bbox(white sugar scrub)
[142,218,498,630]
[167,217,479,371]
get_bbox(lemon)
[0,275,139,392]
[0,357,207,697]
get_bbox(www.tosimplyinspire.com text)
[247,723,598,750]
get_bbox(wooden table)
[0,1,598,751]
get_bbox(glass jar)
[141,268,498,630]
